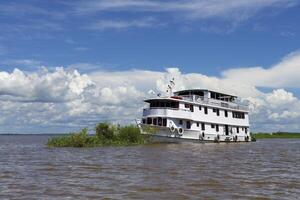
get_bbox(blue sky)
[1,0,300,74]
[1,0,300,133]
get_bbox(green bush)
[47,128,101,147]
[47,122,152,148]
[253,132,300,139]
[95,122,116,140]
[118,125,143,144]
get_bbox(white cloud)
[67,63,103,72]
[0,68,93,102]
[0,0,297,37]
[222,51,300,88]
[74,0,298,22]
[1,51,300,133]
[265,89,297,107]
[88,17,157,30]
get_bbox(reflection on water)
[0,135,299,199]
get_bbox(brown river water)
[0,135,299,200]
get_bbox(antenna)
[166,78,175,97]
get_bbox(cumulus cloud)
[222,51,300,88]
[1,51,300,133]
[0,68,93,102]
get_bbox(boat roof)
[174,89,237,98]
[144,97,174,103]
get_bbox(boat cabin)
[174,89,237,102]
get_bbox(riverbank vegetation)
[47,123,154,147]
[252,132,300,139]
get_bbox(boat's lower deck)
[140,125,251,143]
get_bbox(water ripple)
[0,135,299,199]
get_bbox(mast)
[166,78,175,97]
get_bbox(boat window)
[199,106,202,110]
[147,118,152,124]
[213,108,219,116]
[150,100,179,109]
[211,92,216,99]
[211,124,215,129]
[171,101,179,108]
[176,90,204,97]
[179,120,183,125]
[225,110,228,117]
[204,107,208,114]
[142,119,146,124]
[185,104,190,108]
[232,111,245,119]
[186,121,191,129]
[237,127,239,133]
[216,125,219,132]
[158,117,162,126]
[153,118,157,125]
[245,127,248,133]
[163,118,167,127]
[197,122,199,127]
[201,123,205,131]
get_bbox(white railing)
[178,95,248,111]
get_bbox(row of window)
[180,120,207,131]
[142,117,167,127]
[143,118,249,134]
[177,119,248,134]
[184,103,245,119]
[150,101,179,109]
[149,101,246,119]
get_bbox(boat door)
[225,125,229,135]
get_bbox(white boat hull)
[140,125,251,143]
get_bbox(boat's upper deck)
[174,89,237,102]
[145,89,248,112]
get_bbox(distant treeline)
[252,132,300,139]
[47,122,155,147]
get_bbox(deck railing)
[178,95,248,111]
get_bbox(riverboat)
[137,79,251,142]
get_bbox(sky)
[1,0,300,133]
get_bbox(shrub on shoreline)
[252,132,300,139]
[47,123,151,147]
